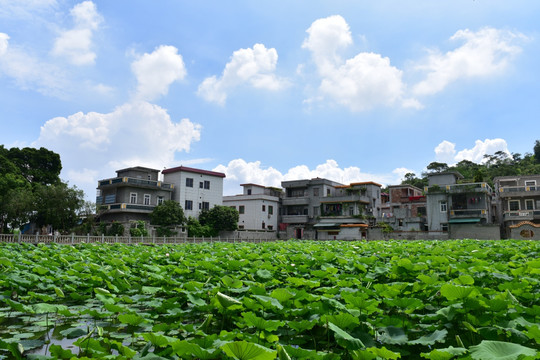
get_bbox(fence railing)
[0,233,278,245]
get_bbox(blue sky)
[1,1,539,199]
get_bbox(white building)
[223,183,282,232]
[162,166,225,219]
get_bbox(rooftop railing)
[98,177,174,190]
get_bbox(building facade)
[162,166,225,220]
[223,183,282,233]
[96,167,174,224]
[383,184,427,231]
[494,175,540,239]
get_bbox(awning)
[448,218,481,224]
[313,223,339,228]
[340,223,369,228]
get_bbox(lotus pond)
[0,240,539,360]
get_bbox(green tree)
[32,182,85,233]
[534,140,540,164]
[199,205,239,235]
[426,162,449,173]
[7,147,62,185]
[186,217,213,237]
[150,200,185,227]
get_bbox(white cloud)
[0,0,57,19]
[131,45,187,101]
[302,15,418,111]
[0,33,67,97]
[197,43,289,105]
[434,138,510,164]
[215,158,406,195]
[51,1,103,65]
[34,101,201,197]
[413,27,526,96]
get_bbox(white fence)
[0,233,278,245]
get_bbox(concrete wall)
[367,228,448,240]
[223,195,280,231]
[220,230,279,240]
[427,193,448,231]
[449,223,501,240]
[509,224,540,240]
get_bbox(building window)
[509,200,520,211]
[247,189,252,195]
[186,178,193,187]
[525,180,536,187]
[202,202,210,210]
[144,194,150,205]
[199,181,203,188]
[398,219,404,226]
[130,193,137,204]
[204,180,210,189]
[441,224,448,232]
[268,205,273,215]
[185,200,193,210]
[267,225,273,231]
[327,188,331,196]
[262,205,266,212]
[262,222,265,229]
[157,196,164,205]
[239,205,245,214]
[313,188,319,197]
[525,199,534,210]
[440,201,447,213]
[238,225,244,229]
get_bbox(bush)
[130,220,148,237]
[107,222,124,236]
[156,226,176,237]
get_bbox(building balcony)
[98,177,174,191]
[98,203,155,213]
[449,208,488,218]
[498,185,540,198]
[281,215,309,224]
[425,182,492,194]
[321,194,370,204]
[503,210,540,221]
[282,197,310,206]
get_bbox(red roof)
[162,166,226,178]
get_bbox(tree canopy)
[199,205,239,236]
[150,200,186,227]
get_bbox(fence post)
[35,232,39,244]
[115,234,118,243]
[54,232,58,243]
[71,233,74,245]
[18,232,21,243]
[153,234,155,244]
[87,233,90,243]
[102,234,105,243]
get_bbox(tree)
[150,200,186,237]
[32,182,85,233]
[186,217,213,237]
[426,162,449,173]
[534,140,540,164]
[199,205,239,235]
[150,200,185,227]
[7,147,61,185]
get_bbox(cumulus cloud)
[215,158,406,195]
[302,15,419,111]
[51,1,103,65]
[34,101,201,197]
[434,138,511,164]
[0,32,67,97]
[131,45,187,101]
[197,43,289,105]
[413,27,526,96]
[0,0,57,19]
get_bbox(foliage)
[534,140,540,164]
[186,216,214,237]
[129,220,148,237]
[199,205,239,234]
[155,226,176,237]
[4,146,62,185]
[0,240,538,359]
[150,200,185,227]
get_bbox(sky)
[1,1,539,199]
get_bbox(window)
[525,199,535,210]
[398,219,404,226]
[327,189,331,196]
[199,181,203,188]
[267,225,273,231]
[349,206,354,216]
[202,202,210,210]
[509,200,520,211]
[441,224,448,232]
[185,200,193,210]
[144,194,150,205]
[157,196,164,205]
[525,180,536,187]
[238,225,244,229]
[247,189,252,195]
[262,222,265,229]
[313,188,319,197]
[268,205,273,215]
[186,178,193,187]
[130,193,137,204]
[239,205,245,214]
[440,201,447,213]
[204,180,210,189]
[262,205,266,212]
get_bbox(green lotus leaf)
[241,311,284,331]
[221,341,277,360]
[469,340,537,360]
[409,329,448,345]
[216,291,242,308]
[378,326,408,345]
[49,344,76,359]
[328,322,365,350]
[252,294,283,310]
[440,284,474,300]
[118,313,144,326]
[420,346,467,360]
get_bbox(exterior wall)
[163,169,224,219]
[223,195,280,231]
[428,172,462,186]
[509,223,540,240]
[116,167,160,181]
[367,228,448,240]
[426,192,448,231]
[449,223,501,240]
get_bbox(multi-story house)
[315,181,382,240]
[96,167,174,224]
[223,183,282,233]
[383,184,427,231]
[162,166,225,220]
[425,172,499,239]
[494,175,540,239]
[281,178,342,239]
